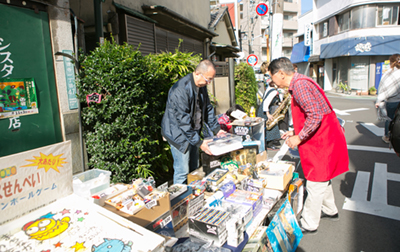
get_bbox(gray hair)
[268,57,295,75]
[196,59,216,74]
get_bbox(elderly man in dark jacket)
[161,60,224,184]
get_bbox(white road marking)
[333,108,369,115]
[343,163,400,221]
[347,145,395,154]
[360,123,384,136]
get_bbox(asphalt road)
[270,92,400,252]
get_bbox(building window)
[283,49,292,57]
[284,0,293,2]
[240,3,243,12]
[283,32,294,38]
[284,14,294,20]
[351,5,376,29]
[319,21,328,38]
[262,48,267,56]
[240,12,243,19]
[338,11,350,32]
[377,5,399,26]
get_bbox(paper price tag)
[145,200,157,209]
[160,215,172,228]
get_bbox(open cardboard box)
[104,190,171,227]
[258,162,294,191]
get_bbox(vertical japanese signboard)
[62,50,78,110]
[0,141,73,225]
[0,4,62,157]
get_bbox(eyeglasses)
[200,73,213,83]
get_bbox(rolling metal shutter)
[125,15,155,55]
[155,27,204,56]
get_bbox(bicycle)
[335,81,352,95]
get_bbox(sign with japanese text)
[304,24,312,47]
[62,50,78,110]
[0,141,73,225]
[0,78,38,119]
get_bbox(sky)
[301,0,313,15]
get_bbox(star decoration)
[75,210,81,214]
[70,242,86,252]
[41,212,56,219]
[54,242,62,248]
[84,212,89,215]
[77,217,84,222]
[60,209,70,215]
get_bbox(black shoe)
[321,212,339,221]
[299,222,317,235]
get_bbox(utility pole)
[94,0,104,45]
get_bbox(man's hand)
[200,139,213,155]
[267,112,274,121]
[281,130,294,140]
[216,130,226,136]
[375,102,380,108]
[286,135,302,149]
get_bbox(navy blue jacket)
[161,73,220,153]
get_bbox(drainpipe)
[94,0,104,44]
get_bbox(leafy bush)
[77,39,164,183]
[76,39,202,184]
[234,63,258,113]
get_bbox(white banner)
[271,13,283,60]
[0,141,73,225]
[304,24,312,46]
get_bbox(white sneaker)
[382,136,390,144]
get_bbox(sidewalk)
[325,90,377,100]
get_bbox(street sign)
[256,3,268,16]
[247,54,258,66]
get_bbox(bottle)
[250,106,256,118]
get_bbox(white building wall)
[324,58,333,90]
[297,10,313,36]
[314,0,393,23]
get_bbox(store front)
[320,35,400,92]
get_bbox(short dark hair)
[226,104,245,121]
[268,57,295,75]
[196,59,216,73]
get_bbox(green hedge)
[76,39,201,184]
[234,63,258,113]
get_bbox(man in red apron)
[268,57,349,234]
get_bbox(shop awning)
[290,41,310,64]
[142,5,218,41]
[320,36,400,59]
[210,42,240,58]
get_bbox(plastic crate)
[73,169,111,199]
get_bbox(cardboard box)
[187,168,205,184]
[258,163,294,191]
[145,210,175,237]
[103,191,170,227]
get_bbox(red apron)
[292,77,349,182]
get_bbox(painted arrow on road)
[333,108,369,116]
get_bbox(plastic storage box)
[73,169,111,199]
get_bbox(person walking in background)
[268,57,349,234]
[261,82,282,150]
[375,54,400,144]
[161,60,224,184]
